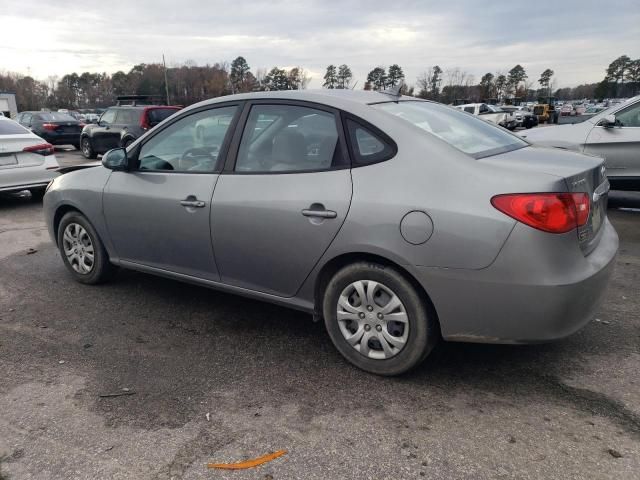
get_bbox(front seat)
[270,129,307,171]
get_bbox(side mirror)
[102,148,128,171]
[600,114,617,128]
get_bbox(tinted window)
[346,120,396,165]
[147,108,178,125]
[615,102,640,127]
[100,109,117,125]
[138,106,237,172]
[35,112,76,122]
[115,109,140,124]
[20,113,32,125]
[373,101,527,159]
[0,119,29,135]
[463,106,474,114]
[235,104,344,173]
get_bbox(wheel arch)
[313,252,440,331]
[52,204,85,246]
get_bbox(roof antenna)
[380,81,404,101]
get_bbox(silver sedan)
[43,90,618,375]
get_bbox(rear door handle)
[301,208,337,219]
[180,199,206,208]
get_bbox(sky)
[2,0,639,89]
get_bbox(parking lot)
[1,147,639,479]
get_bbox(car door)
[584,100,640,178]
[211,102,353,297]
[92,108,118,152]
[103,104,241,280]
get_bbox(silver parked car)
[43,90,618,375]
[0,116,59,197]
[521,95,640,191]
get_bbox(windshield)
[373,101,528,158]
[0,119,30,135]
[36,112,76,122]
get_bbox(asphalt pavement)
[0,149,639,479]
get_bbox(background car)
[499,105,538,129]
[80,105,181,158]
[45,90,617,375]
[0,116,59,198]
[520,95,640,190]
[16,111,83,149]
[455,103,517,129]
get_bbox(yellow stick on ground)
[207,450,287,470]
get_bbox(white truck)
[455,103,517,130]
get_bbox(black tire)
[81,137,97,159]
[323,262,438,376]
[57,211,115,284]
[29,188,46,201]
[122,138,134,148]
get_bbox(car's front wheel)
[57,211,114,284]
[81,137,97,159]
[323,262,438,376]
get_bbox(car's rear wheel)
[123,138,134,148]
[81,137,97,159]
[57,212,114,284]
[323,262,438,376]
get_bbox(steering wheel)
[179,146,218,171]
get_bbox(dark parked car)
[16,111,84,149]
[80,105,181,159]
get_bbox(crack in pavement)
[539,374,640,439]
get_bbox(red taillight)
[79,122,86,128]
[140,110,150,130]
[491,193,590,234]
[23,143,55,156]
[41,123,58,131]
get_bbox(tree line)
[1,54,638,113]
[0,56,310,112]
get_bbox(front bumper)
[415,219,619,344]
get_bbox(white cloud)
[2,0,639,89]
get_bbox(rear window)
[36,112,76,122]
[373,101,528,159]
[147,108,178,124]
[0,119,29,135]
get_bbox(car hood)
[56,161,101,175]
[518,122,592,149]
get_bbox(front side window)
[374,100,528,159]
[115,109,140,125]
[138,105,237,172]
[615,102,640,127]
[235,104,344,173]
[100,109,117,125]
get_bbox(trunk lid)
[481,145,608,255]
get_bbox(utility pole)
[163,54,170,105]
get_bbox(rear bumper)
[415,219,619,344]
[39,132,81,145]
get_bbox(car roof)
[184,89,422,112]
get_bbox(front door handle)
[180,199,206,208]
[301,208,337,219]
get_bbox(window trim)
[341,113,398,167]
[223,99,352,175]
[128,101,244,174]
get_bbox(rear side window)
[346,119,396,165]
[147,108,178,125]
[0,119,29,135]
